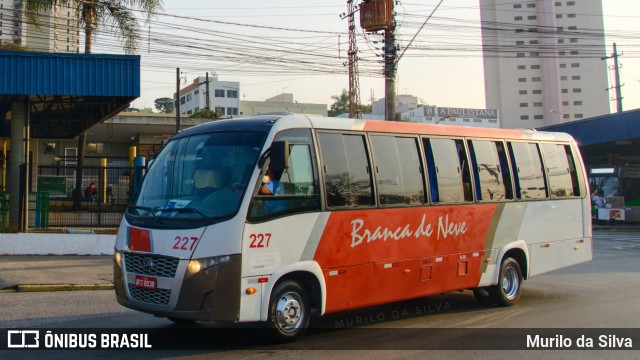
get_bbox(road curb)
[14,284,114,292]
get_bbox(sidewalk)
[0,255,113,292]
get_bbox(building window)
[518,65,526,70]
[527,15,536,20]
[520,103,528,107]
[215,106,225,115]
[186,93,192,102]
[518,78,527,82]
[562,89,568,93]
[533,90,542,94]
[530,52,539,57]
[180,96,185,104]
[556,14,563,19]
[533,102,543,107]
[531,64,540,69]
[561,76,568,81]
[527,3,536,8]
[515,29,524,33]
[534,115,543,120]
[214,89,225,97]
[568,26,577,30]
[562,101,569,106]
[574,101,583,106]
[570,50,579,55]
[560,63,567,68]
[567,1,575,5]
[529,40,538,44]
[575,114,583,118]
[514,4,522,8]
[558,39,565,43]
[573,88,581,93]
[517,53,525,58]
[516,41,525,46]
[227,90,238,98]
[568,13,576,18]
[519,90,528,95]
[194,89,199,95]
[556,2,562,6]
[521,115,530,120]
[227,107,239,116]
[563,114,570,119]
[559,51,566,56]
[571,63,580,68]
[557,26,564,31]
[572,75,581,80]
[570,38,578,43]
[514,16,523,21]
[532,77,541,82]
[528,28,538,32]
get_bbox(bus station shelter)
[0,50,140,231]
[538,108,640,168]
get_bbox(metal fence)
[36,165,133,230]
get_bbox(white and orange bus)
[114,113,592,342]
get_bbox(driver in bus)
[259,167,281,195]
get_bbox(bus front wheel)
[490,257,523,306]
[267,280,310,342]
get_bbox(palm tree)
[21,0,163,209]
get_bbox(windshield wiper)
[127,206,158,220]
[155,207,209,220]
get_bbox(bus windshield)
[129,131,266,221]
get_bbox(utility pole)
[346,0,361,119]
[205,72,211,119]
[602,43,624,113]
[384,7,397,121]
[175,67,181,133]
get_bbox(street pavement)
[0,225,638,292]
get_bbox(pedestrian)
[592,189,605,208]
[85,182,97,202]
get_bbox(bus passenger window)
[541,143,580,198]
[318,132,374,208]
[508,142,548,200]
[370,135,425,206]
[423,138,469,204]
[468,139,508,201]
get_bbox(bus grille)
[124,253,179,278]
[128,284,172,305]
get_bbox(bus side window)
[318,132,374,208]
[423,138,469,204]
[508,142,548,200]
[248,129,320,222]
[468,139,512,201]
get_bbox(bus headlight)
[114,250,122,267]
[187,255,231,275]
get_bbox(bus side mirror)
[269,141,289,173]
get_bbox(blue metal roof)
[538,109,640,146]
[0,50,140,97]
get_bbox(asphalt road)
[1,229,639,359]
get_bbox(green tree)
[154,97,174,114]
[328,89,371,117]
[22,0,163,209]
[328,89,349,117]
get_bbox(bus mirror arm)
[267,140,290,172]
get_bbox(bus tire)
[267,280,310,343]
[489,257,523,307]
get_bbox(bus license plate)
[134,275,157,290]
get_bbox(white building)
[403,106,500,128]
[0,1,80,53]
[241,93,327,116]
[175,75,240,117]
[372,95,419,117]
[479,0,609,128]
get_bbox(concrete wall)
[0,233,116,255]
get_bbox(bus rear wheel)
[490,257,523,306]
[267,280,310,343]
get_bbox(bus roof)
[173,114,575,143]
